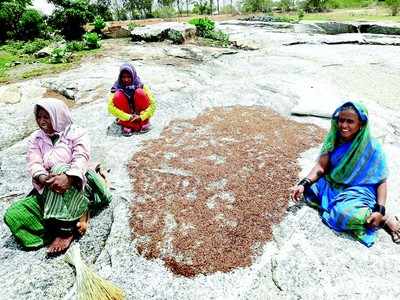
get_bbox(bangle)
[373,204,385,216]
[298,178,312,188]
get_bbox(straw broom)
[64,244,125,300]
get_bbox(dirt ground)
[129,105,325,277]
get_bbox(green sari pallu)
[3,164,112,248]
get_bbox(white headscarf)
[34,98,72,134]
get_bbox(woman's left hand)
[46,174,72,193]
[366,212,384,228]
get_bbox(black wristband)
[373,204,385,216]
[298,178,312,188]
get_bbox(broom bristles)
[64,244,125,300]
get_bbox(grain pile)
[129,106,325,277]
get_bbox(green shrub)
[386,0,400,15]
[297,8,305,19]
[66,40,86,51]
[93,15,106,32]
[204,30,229,45]
[83,32,101,49]
[21,39,50,54]
[167,29,184,44]
[188,17,215,36]
[127,22,141,31]
[153,6,176,18]
[49,47,69,63]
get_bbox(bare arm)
[291,154,329,201]
[304,153,330,183]
[376,181,387,206]
[366,181,387,227]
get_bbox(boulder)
[0,85,22,104]
[131,22,196,44]
[360,24,400,36]
[102,25,131,39]
[315,22,358,34]
[35,46,53,58]
[294,23,325,34]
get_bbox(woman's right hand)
[291,185,305,202]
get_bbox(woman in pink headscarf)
[3,99,112,255]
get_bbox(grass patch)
[0,45,101,83]
[297,7,400,22]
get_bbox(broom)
[64,244,125,300]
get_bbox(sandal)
[382,216,400,244]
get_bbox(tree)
[91,0,113,21]
[300,0,330,12]
[17,8,45,40]
[240,0,272,13]
[123,0,153,18]
[48,0,94,40]
[0,0,37,41]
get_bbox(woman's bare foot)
[76,211,89,236]
[383,216,400,244]
[47,235,73,255]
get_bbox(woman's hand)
[37,174,50,185]
[129,114,141,122]
[291,185,305,202]
[366,212,384,228]
[46,174,72,194]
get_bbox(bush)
[17,9,46,40]
[192,1,211,14]
[93,15,106,32]
[386,0,400,15]
[204,30,229,44]
[83,32,101,49]
[49,47,70,63]
[188,17,215,36]
[153,6,176,18]
[127,21,141,31]
[240,0,273,13]
[167,29,184,44]
[21,39,50,54]
[66,40,86,51]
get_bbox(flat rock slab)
[131,22,196,44]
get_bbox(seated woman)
[292,101,400,247]
[108,63,156,136]
[3,99,112,255]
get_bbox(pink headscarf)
[34,99,72,134]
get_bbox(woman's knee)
[113,91,130,112]
[134,88,150,111]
